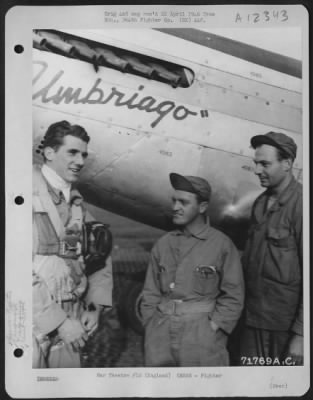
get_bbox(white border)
[5,4,310,398]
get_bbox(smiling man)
[32,120,113,368]
[141,173,244,366]
[240,132,303,366]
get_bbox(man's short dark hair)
[42,120,90,151]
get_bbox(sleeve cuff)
[291,320,303,336]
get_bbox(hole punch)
[15,196,24,205]
[14,45,24,54]
[14,348,24,358]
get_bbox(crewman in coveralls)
[141,173,244,366]
[240,132,303,365]
[32,120,113,368]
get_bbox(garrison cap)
[170,173,211,202]
[251,131,297,160]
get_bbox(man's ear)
[199,201,209,215]
[282,158,293,172]
[43,147,56,161]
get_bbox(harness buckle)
[59,240,81,258]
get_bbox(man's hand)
[58,318,88,351]
[80,306,101,336]
[209,319,219,332]
[286,334,304,365]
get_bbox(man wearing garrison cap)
[141,173,244,366]
[240,132,303,365]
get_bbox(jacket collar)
[275,176,298,206]
[255,176,298,218]
[41,165,83,205]
[261,175,297,205]
[41,164,71,203]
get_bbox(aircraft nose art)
[32,28,303,236]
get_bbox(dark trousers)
[239,326,291,366]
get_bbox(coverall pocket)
[157,264,170,294]
[196,315,229,366]
[192,265,218,295]
[263,227,300,284]
[207,318,227,348]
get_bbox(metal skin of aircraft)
[32,28,302,247]
[32,28,302,333]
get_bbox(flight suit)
[241,176,303,363]
[32,165,113,368]
[141,223,244,366]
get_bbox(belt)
[157,299,215,316]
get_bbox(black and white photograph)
[5,4,310,398]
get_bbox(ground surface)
[85,205,164,368]
[115,326,144,367]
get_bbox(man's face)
[172,190,206,227]
[45,135,88,183]
[253,144,289,189]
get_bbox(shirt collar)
[170,220,212,240]
[41,164,71,203]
